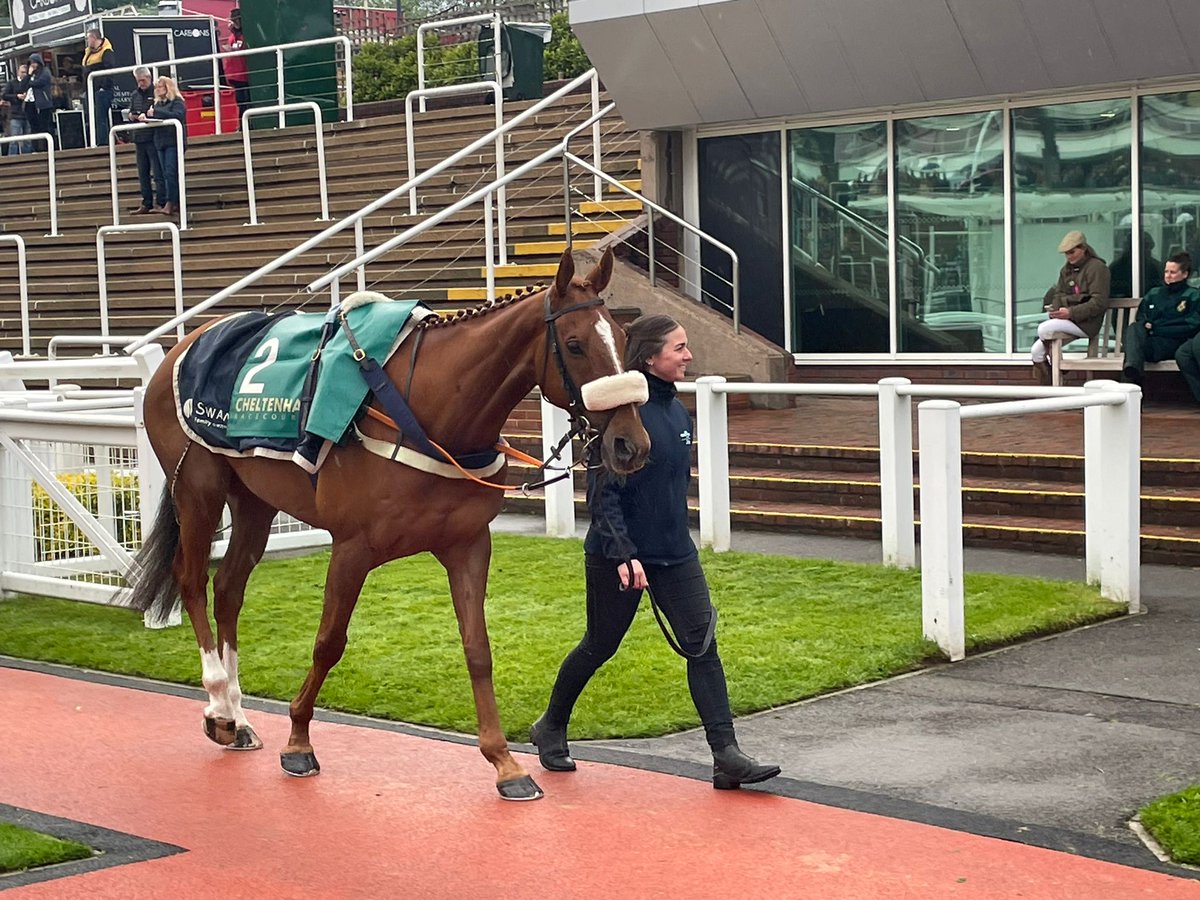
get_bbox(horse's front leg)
[280,539,371,777]
[438,528,543,801]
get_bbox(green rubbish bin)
[478,22,552,101]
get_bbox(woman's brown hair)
[623,314,680,373]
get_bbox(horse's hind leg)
[280,538,372,777]
[171,446,239,746]
[211,481,278,751]
[437,527,542,801]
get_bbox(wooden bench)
[1048,298,1181,386]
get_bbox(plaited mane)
[420,283,547,329]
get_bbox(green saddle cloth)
[226,300,423,443]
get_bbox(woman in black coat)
[21,54,53,145]
[530,314,781,790]
[142,76,187,217]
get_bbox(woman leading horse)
[127,248,650,801]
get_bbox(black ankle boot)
[712,745,780,790]
[530,714,576,772]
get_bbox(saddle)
[174,297,431,472]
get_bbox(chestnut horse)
[127,248,650,800]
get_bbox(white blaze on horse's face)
[579,315,649,412]
[595,318,622,374]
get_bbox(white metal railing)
[125,68,605,352]
[97,224,185,350]
[306,92,613,296]
[0,236,31,356]
[243,102,330,224]
[416,13,502,114]
[88,35,354,147]
[677,376,1141,661]
[0,134,58,237]
[405,81,507,265]
[108,121,188,230]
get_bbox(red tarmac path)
[4,665,1199,899]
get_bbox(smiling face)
[645,326,692,383]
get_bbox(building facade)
[570,0,1200,364]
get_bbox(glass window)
[1141,91,1200,289]
[697,132,784,345]
[895,111,1005,352]
[788,122,889,352]
[1011,100,1132,352]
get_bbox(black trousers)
[542,554,736,752]
[134,140,162,208]
[1122,323,1186,380]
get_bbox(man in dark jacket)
[125,67,163,213]
[2,64,31,155]
[82,27,116,146]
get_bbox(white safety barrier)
[243,102,330,224]
[0,133,58,237]
[108,121,188,230]
[96,223,185,344]
[0,235,31,356]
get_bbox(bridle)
[540,289,607,472]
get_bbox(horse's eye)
[566,339,584,356]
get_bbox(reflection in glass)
[697,132,784,344]
[1011,100,1131,352]
[895,111,1005,352]
[788,122,888,352]
[1141,91,1200,290]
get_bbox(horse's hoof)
[280,750,320,777]
[203,716,237,746]
[227,725,263,751]
[497,774,543,801]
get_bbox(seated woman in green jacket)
[1123,253,1200,386]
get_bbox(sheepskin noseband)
[580,371,648,411]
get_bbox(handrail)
[97,223,185,352]
[243,102,330,224]
[87,35,353,147]
[790,176,930,268]
[125,68,604,352]
[0,134,58,237]
[405,81,507,266]
[416,13,502,114]
[109,121,187,230]
[564,151,742,333]
[0,236,30,356]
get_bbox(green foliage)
[0,823,92,874]
[353,34,481,104]
[544,12,591,80]
[32,472,141,562]
[0,535,1122,741]
[1140,785,1200,865]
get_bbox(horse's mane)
[419,283,547,330]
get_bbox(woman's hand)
[1049,307,1072,320]
[618,558,647,591]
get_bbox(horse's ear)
[553,248,575,300]
[585,246,614,294]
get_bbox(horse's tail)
[124,487,181,626]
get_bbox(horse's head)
[539,247,650,476]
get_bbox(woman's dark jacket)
[584,373,697,566]
[20,66,53,111]
[151,97,187,150]
[1134,282,1200,340]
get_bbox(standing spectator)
[2,64,31,155]
[1109,230,1162,299]
[530,315,781,791]
[124,67,163,214]
[144,76,187,218]
[223,9,251,124]
[1030,230,1111,385]
[22,55,53,149]
[82,28,116,147]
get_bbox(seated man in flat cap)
[1030,230,1111,385]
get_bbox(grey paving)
[491,513,1200,857]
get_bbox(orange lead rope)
[363,405,562,491]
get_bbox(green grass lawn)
[1141,786,1200,866]
[0,823,92,874]
[0,534,1122,740]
